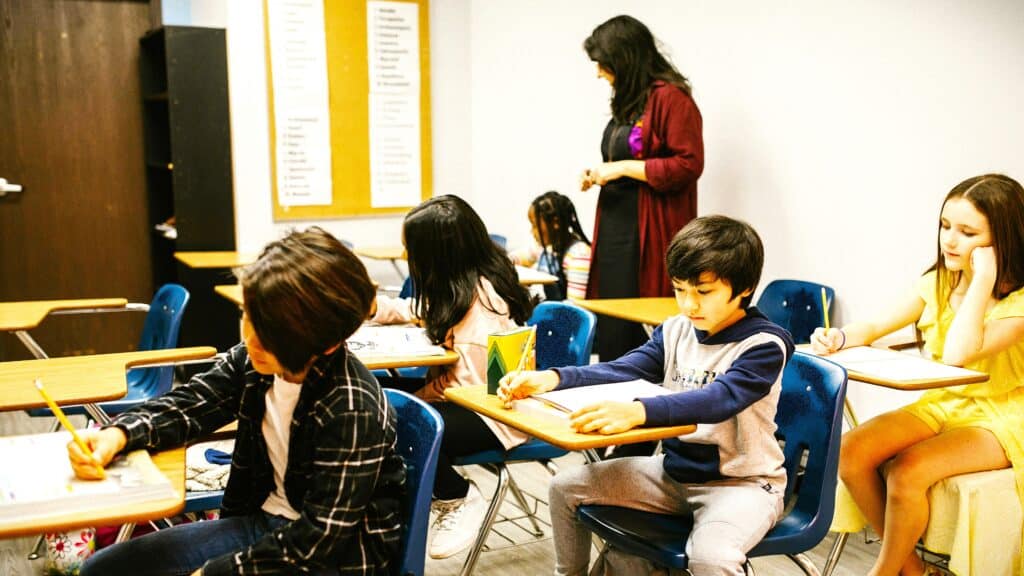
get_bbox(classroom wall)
[226,1,1024,417]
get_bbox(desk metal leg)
[821,531,849,576]
[388,258,405,280]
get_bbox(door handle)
[0,177,23,197]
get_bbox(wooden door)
[0,1,153,361]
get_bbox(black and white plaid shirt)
[112,343,406,575]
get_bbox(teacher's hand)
[579,169,596,192]
[588,162,622,186]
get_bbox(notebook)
[347,325,446,359]
[515,379,671,420]
[0,431,178,524]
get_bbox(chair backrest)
[526,301,597,369]
[398,276,415,299]
[756,279,835,344]
[768,352,847,550]
[385,388,444,576]
[489,233,508,249]
[129,283,190,400]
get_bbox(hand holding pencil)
[34,378,128,480]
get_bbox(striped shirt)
[110,343,405,575]
[510,240,592,300]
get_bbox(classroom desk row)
[175,250,559,286]
[1,292,987,548]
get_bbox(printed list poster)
[267,0,333,207]
[367,1,422,208]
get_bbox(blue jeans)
[81,512,340,576]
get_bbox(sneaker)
[429,483,487,559]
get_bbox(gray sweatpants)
[549,455,784,576]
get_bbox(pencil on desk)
[33,378,106,479]
[821,287,830,331]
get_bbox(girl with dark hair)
[511,190,592,301]
[812,174,1024,576]
[371,194,535,559]
[70,227,404,576]
[580,14,704,361]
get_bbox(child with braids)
[511,191,592,301]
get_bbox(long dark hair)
[930,174,1024,319]
[404,195,534,342]
[531,191,590,296]
[241,227,375,373]
[584,14,691,124]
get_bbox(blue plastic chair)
[757,279,836,344]
[28,283,190,417]
[452,301,597,575]
[488,233,507,249]
[386,388,444,576]
[576,352,847,575]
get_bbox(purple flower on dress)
[628,119,644,158]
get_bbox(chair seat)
[453,438,567,466]
[578,505,693,569]
[184,490,224,514]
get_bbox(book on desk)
[804,345,988,389]
[0,431,177,525]
[347,326,445,359]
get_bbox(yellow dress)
[902,271,1024,574]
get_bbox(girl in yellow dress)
[812,174,1024,576]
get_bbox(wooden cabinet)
[140,26,237,351]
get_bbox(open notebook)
[347,325,445,359]
[515,379,670,419]
[0,431,178,524]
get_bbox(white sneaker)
[429,483,488,559]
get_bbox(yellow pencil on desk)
[514,326,537,373]
[821,287,830,330]
[33,378,106,479]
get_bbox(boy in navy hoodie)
[499,215,794,576]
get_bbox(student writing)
[509,190,592,301]
[68,228,405,576]
[370,195,535,559]
[811,174,1024,576]
[500,215,794,576]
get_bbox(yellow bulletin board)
[265,0,432,220]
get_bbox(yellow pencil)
[821,287,830,331]
[514,326,537,373]
[34,378,106,478]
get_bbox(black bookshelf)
[140,26,237,351]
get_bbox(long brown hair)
[931,174,1024,319]
[583,15,691,124]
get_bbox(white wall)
[226,0,1024,416]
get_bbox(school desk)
[214,284,243,307]
[0,298,130,359]
[444,384,695,452]
[576,297,678,336]
[354,246,406,279]
[173,251,258,269]
[0,446,185,540]
[0,347,217,414]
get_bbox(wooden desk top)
[360,349,460,371]
[445,384,695,451]
[355,246,404,260]
[215,284,243,307]
[174,251,258,269]
[0,347,217,411]
[0,446,184,539]
[514,265,558,286]
[800,345,990,391]
[576,297,678,326]
[0,298,129,331]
